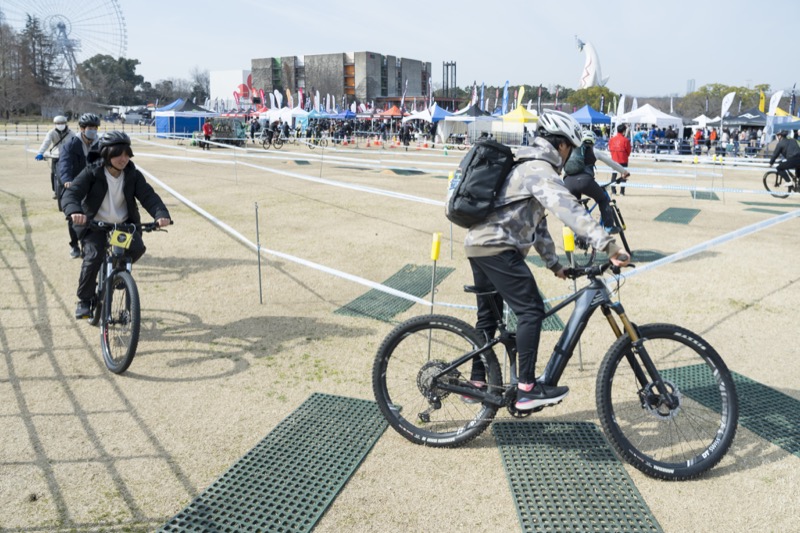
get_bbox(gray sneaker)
[70,246,81,258]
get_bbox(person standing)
[35,116,76,199]
[61,131,171,319]
[202,119,213,150]
[57,113,101,258]
[608,124,632,195]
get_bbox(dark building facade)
[251,51,431,109]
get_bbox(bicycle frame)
[96,229,134,321]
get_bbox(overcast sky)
[16,0,799,97]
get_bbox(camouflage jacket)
[464,137,618,271]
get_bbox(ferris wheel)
[0,0,127,90]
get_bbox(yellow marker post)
[429,233,441,316]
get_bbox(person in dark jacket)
[61,131,171,319]
[57,113,102,257]
[769,130,800,185]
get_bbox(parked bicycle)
[372,260,739,481]
[763,163,798,199]
[86,219,171,373]
[306,135,328,149]
[571,178,632,267]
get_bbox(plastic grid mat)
[493,421,662,533]
[653,207,700,224]
[335,263,454,321]
[662,365,800,457]
[690,190,720,201]
[160,393,387,533]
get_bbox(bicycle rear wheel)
[372,314,502,447]
[101,271,141,374]
[763,170,791,198]
[261,137,271,150]
[272,136,284,149]
[596,323,738,480]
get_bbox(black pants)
[563,172,614,227]
[49,158,59,194]
[77,227,146,301]
[610,162,629,195]
[776,155,800,182]
[468,251,545,384]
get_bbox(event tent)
[154,98,217,138]
[401,103,453,124]
[612,103,683,130]
[692,114,720,127]
[720,107,766,127]
[572,105,611,125]
[379,105,407,117]
[501,106,538,123]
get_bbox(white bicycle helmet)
[53,115,67,124]
[537,110,582,147]
[581,130,596,145]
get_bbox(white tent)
[612,103,683,130]
[692,114,720,128]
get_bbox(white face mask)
[55,124,67,131]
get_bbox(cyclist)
[769,130,800,187]
[562,130,630,232]
[463,111,629,410]
[61,131,171,319]
[57,113,102,258]
[36,115,77,199]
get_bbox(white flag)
[768,90,784,116]
[631,97,639,112]
[720,91,736,118]
[618,95,626,115]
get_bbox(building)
[250,51,432,110]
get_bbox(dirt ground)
[0,131,798,533]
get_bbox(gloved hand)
[35,154,44,161]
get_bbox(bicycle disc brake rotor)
[640,380,682,420]
[417,360,460,401]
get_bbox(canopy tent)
[773,119,800,130]
[571,105,611,125]
[453,103,490,117]
[378,105,407,118]
[330,109,356,120]
[692,114,720,127]
[612,103,683,130]
[154,98,217,138]
[501,106,538,123]
[401,103,453,124]
[720,107,766,127]
[307,109,330,119]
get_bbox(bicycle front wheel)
[610,208,633,259]
[272,136,284,149]
[763,170,791,199]
[596,324,738,480]
[261,138,271,150]
[372,314,502,447]
[101,271,141,374]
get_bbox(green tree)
[676,83,769,118]
[566,86,617,113]
[77,54,143,104]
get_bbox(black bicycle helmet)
[98,131,131,150]
[78,113,101,127]
[776,130,789,137]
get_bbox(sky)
[9,0,797,97]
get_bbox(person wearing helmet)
[462,110,629,411]
[769,130,800,187]
[562,128,630,231]
[57,113,102,257]
[35,116,77,199]
[61,131,171,319]
[608,124,632,195]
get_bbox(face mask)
[55,124,66,132]
[84,129,98,140]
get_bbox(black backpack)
[446,139,529,228]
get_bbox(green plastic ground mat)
[506,290,565,332]
[654,207,700,224]
[744,207,791,215]
[493,421,662,533]
[160,393,387,533]
[386,168,425,175]
[740,200,800,209]
[662,366,800,457]
[335,263,454,321]
[690,190,720,201]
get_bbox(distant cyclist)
[562,130,630,231]
[769,130,800,186]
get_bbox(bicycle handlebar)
[89,220,173,233]
[564,256,633,279]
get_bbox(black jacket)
[770,137,800,165]
[57,135,100,185]
[61,160,171,234]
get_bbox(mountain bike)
[259,129,275,150]
[763,163,798,199]
[372,260,739,481]
[306,135,328,149]
[86,220,171,374]
[572,177,632,267]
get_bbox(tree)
[77,54,143,104]
[676,84,767,118]
[0,19,24,118]
[189,66,209,104]
[566,86,618,114]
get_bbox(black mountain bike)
[86,220,171,373]
[763,163,798,199]
[572,178,632,267]
[372,260,739,481]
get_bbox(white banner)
[768,90,784,116]
[618,95,626,115]
[720,91,736,118]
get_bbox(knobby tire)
[101,271,141,374]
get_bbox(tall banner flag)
[631,97,639,112]
[791,84,797,116]
[260,89,266,107]
[502,81,509,114]
[555,87,560,109]
[705,95,709,113]
[513,88,519,109]
[669,95,673,114]
[399,78,408,111]
[720,91,736,122]
[600,94,605,113]
[480,82,485,111]
[767,90,784,116]
[618,94,626,115]
[274,89,283,108]
[537,85,542,115]
[429,76,434,106]
[471,82,478,106]
[759,90,766,113]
